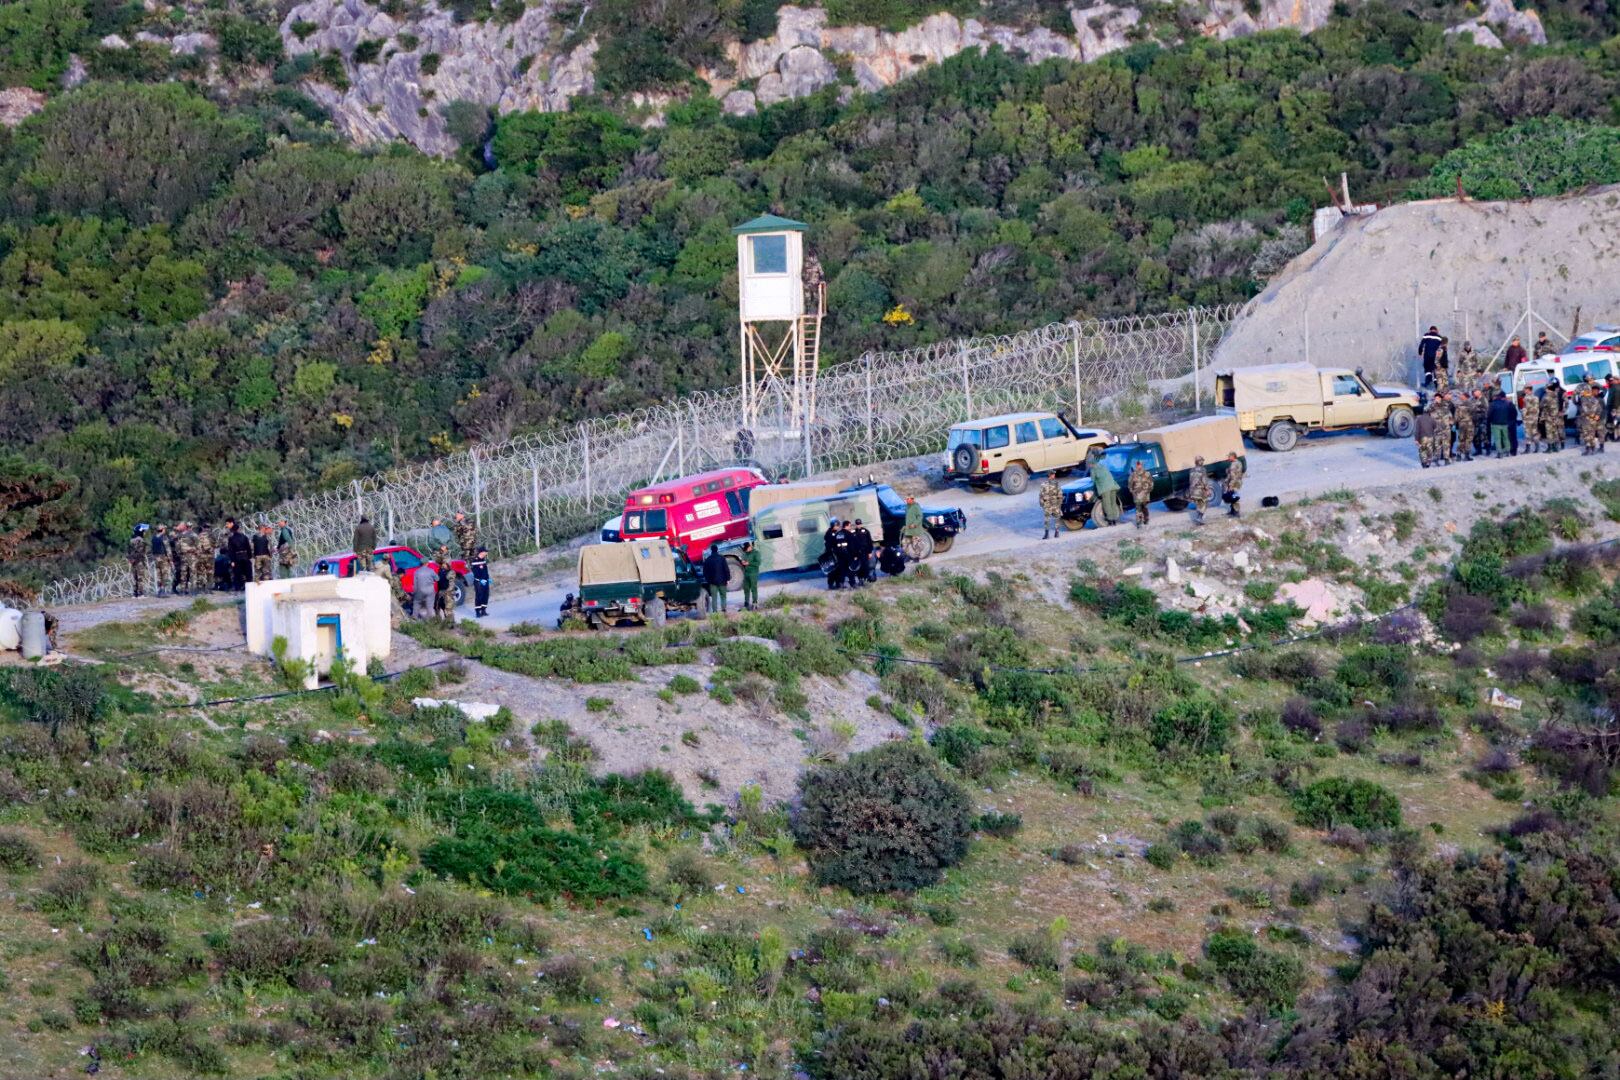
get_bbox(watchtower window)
[750,234,788,275]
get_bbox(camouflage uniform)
[1470,393,1489,456]
[1450,397,1475,461]
[1579,389,1605,453]
[173,528,195,595]
[1428,397,1453,464]
[276,524,297,578]
[1455,345,1478,384]
[253,529,273,583]
[1519,393,1541,455]
[1187,462,1213,524]
[127,534,147,597]
[1038,475,1063,538]
[452,516,478,558]
[1127,462,1153,529]
[1541,390,1564,450]
[1222,456,1244,517]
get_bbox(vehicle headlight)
[926,515,944,524]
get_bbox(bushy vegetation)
[794,741,972,893]
[8,1,1620,585]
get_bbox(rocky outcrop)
[0,88,46,127]
[280,0,594,157]
[277,0,1548,157]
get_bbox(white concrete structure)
[245,575,391,689]
[734,213,824,439]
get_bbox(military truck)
[1214,364,1418,451]
[716,487,883,584]
[571,538,702,628]
[1060,416,1245,528]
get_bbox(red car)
[310,545,470,606]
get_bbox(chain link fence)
[45,303,1248,607]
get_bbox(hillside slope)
[1213,186,1620,379]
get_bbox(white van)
[1497,354,1616,418]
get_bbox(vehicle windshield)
[947,429,981,451]
[870,486,906,515]
[391,550,422,570]
[1101,445,1134,471]
[623,509,668,534]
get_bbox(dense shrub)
[1203,927,1303,1011]
[421,825,648,902]
[793,742,972,894]
[0,830,40,871]
[1334,645,1412,695]
[1149,692,1235,754]
[1291,777,1402,830]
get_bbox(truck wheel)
[726,556,745,591]
[585,612,602,630]
[1061,515,1085,531]
[929,534,954,554]
[1386,406,1415,439]
[1090,501,1111,528]
[1000,463,1029,495]
[1163,497,1189,512]
[1265,421,1298,452]
[452,576,467,606]
[951,445,977,476]
[902,532,935,561]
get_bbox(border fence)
[44,302,1250,607]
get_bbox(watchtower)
[734,214,824,436]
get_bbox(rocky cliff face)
[277,0,1546,156]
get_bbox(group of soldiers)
[352,510,492,622]
[1039,450,1244,535]
[126,518,295,598]
[1414,373,1619,467]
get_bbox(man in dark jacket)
[352,516,377,574]
[1486,390,1517,459]
[225,519,253,590]
[470,547,491,618]
[1418,326,1443,387]
[1413,408,1437,468]
[1534,331,1554,359]
[849,519,875,586]
[823,519,847,589]
[701,545,729,614]
[251,524,273,583]
[1504,336,1528,372]
[150,524,169,596]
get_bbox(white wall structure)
[245,575,391,689]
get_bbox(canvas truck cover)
[746,479,844,514]
[1221,364,1321,409]
[579,539,677,586]
[1135,416,1244,473]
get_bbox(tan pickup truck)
[1215,364,1419,451]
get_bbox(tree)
[338,157,459,266]
[0,454,82,590]
[0,319,88,379]
[10,83,257,226]
[793,741,973,894]
[492,108,640,202]
[0,0,88,91]
[1411,118,1620,201]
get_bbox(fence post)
[530,456,540,550]
[351,479,363,520]
[1070,325,1082,424]
[677,423,684,476]
[386,496,395,546]
[582,428,593,507]
[1190,309,1201,411]
[864,354,873,448]
[960,346,973,415]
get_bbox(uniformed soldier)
[191,521,214,593]
[452,511,478,558]
[850,519,874,585]
[276,519,296,578]
[252,525,274,583]
[1413,407,1436,468]
[1428,394,1453,465]
[1039,473,1063,539]
[127,524,149,597]
[740,541,761,611]
[1519,390,1541,456]
[1450,393,1475,463]
[899,497,931,561]
[172,523,194,596]
[1455,341,1478,383]
[826,522,852,590]
[150,524,170,596]
[1579,385,1605,454]
[470,546,491,617]
[1127,461,1153,529]
[1187,457,1213,526]
[1541,386,1564,452]
[352,516,377,572]
[373,557,408,624]
[1222,452,1244,517]
[433,558,455,623]
[1470,390,1490,457]
[1088,450,1121,526]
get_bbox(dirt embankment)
[1214,187,1620,381]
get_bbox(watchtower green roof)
[731,213,808,235]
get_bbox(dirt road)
[479,430,1609,629]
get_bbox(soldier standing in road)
[1222,452,1244,517]
[412,559,436,621]
[1127,461,1153,529]
[453,511,478,559]
[1470,390,1490,457]
[827,521,853,589]
[127,524,149,597]
[276,519,296,578]
[252,525,274,583]
[172,523,194,596]
[1542,386,1564,452]
[1413,406,1436,468]
[434,558,455,623]
[1039,473,1063,539]
[150,524,170,596]
[470,546,491,618]
[1451,392,1475,463]
[1607,374,1620,441]
[1519,389,1541,456]
[1580,384,1605,455]
[701,544,729,614]
[850,520,874,586]
[1187,457,1213,526]
[740,541,761,611]
[1088,450,1120,526]
[1429,393,1453,465]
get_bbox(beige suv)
[943,411,1113,494]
